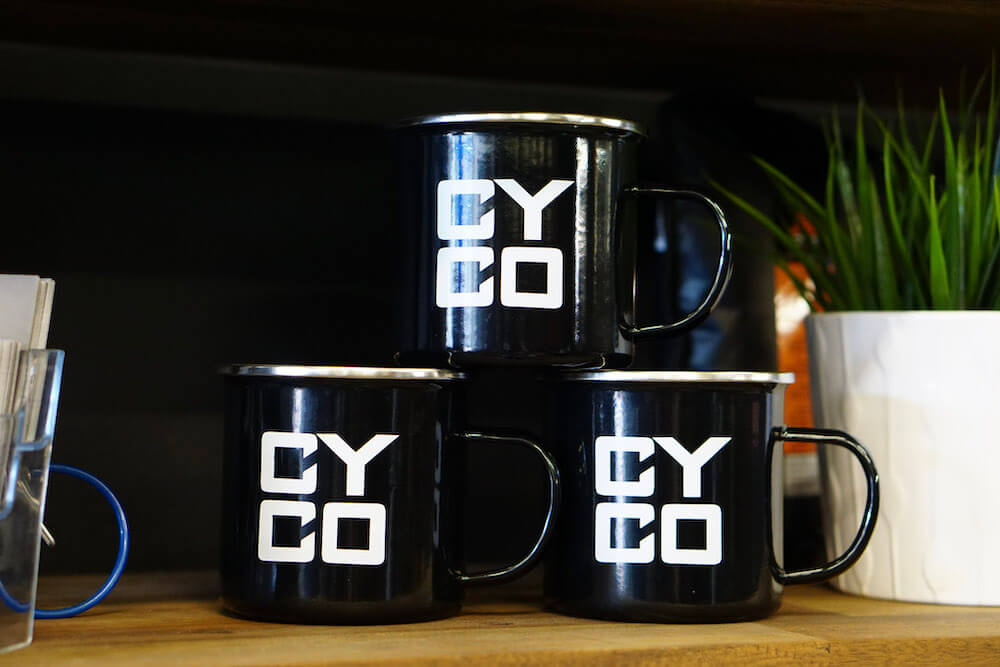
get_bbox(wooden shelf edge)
[6,572,1000,665]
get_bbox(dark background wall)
[0,57,671,574]
[0,0,989,598]
[0,42,832,576]
[0,103,384,572]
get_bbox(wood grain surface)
[4,571,1000,665]
[0,1,997,103]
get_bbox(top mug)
[395,112,733,369]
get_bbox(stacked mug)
[221,113,880,624]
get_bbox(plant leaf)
[831,113,867,309]
[980,178,1000,308]
[969,119,984,297]
[775,256,825,311]
[856,100,878,308]
[718,61,1000,313]
[751,156,828,224]
[939,89,966,307]
[926,176,952,308]
[882,129,926,307]
[711,178,848,309]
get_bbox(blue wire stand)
[0,464,129,618]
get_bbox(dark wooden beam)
[0,1,996,104]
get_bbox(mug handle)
[768,426,880,585]
[617,187,733,340]
[449,432,560,585]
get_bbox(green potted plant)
[717,68,1000,605]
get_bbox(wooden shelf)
[7,571,1000,664]
[1,1,998,103]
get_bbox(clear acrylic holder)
[0,350,64,654]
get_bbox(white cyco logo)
[435,178,573,310]
[594,436,731,566]
[256,431,397,566]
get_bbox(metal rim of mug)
[396,112,646,137]
[221,365,466,381]
[554,370,796,384]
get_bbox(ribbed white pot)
[807,311,1000,605]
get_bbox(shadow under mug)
[542,370,879,623]
[395,112,733,369]
[220,365,560,624]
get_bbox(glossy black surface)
[396,120,728,368]
[222,375,463,624]
[543,379,824,623]
[770,427,879,586]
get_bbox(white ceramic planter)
[807,311,1000,605]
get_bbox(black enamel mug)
[542,371,879,623]
[395,112,733,369]
[221,365,559,624]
